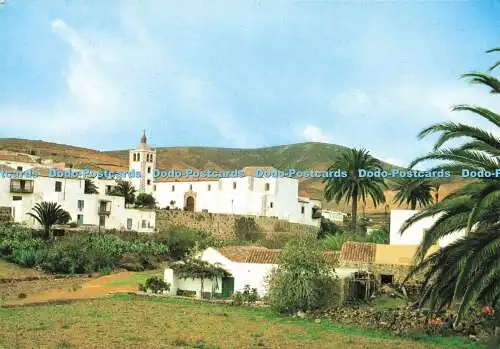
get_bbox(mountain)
[0,138,462,213]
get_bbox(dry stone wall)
[0,207,12,223]
[155,209,318,240]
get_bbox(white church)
[0,131,322,231]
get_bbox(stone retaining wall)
[155,209,318,240]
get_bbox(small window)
[127,218,133,230]
[381,274,393,285]
[17,166,23,171]
[265,183,270,191]
[270,202,273,208]
[137,153,140,161]
[153,185,156,191]
[55,181,62,192]
[142,220,147,228]
[147,179,151,185]
[301,206,305,214]
[233,182,237,189]
[207,184,211,191]
[147,166,151,174]
[189,184,193,191]
[171,185,175,192]
[77,200,84,210]
[12,196,22,201]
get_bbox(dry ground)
[0,295,484,349]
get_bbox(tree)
[27,202,71,240]
[84,179,99,194]
[401,47,500,328]
[135,193,156,209]
[110,180,136,206]
[266,237,339,313]
[390,177,434,210]
[323,148,386,234]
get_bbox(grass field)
[0,294,485,349]
[0,259,46,280]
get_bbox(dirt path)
[5,272,136,306]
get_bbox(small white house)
[164,246,357,299]
[321,209,347,223]
[390,209,465,247]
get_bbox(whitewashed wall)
[390,209,465,247]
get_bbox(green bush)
[366,228,389,244]
[155,227,211,260]
[141,276,170,294]
[135,193,156,209]
[266,237,339,313]
[317,218,342,239]
[258,234,293,249]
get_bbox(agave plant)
[401,47,500,327]
[27,201,72,240]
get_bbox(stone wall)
[0,207,12,223]
[155,209,318,240]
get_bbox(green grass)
[0,294,486,349]
[370,295,408,310]
[104,270,162,287]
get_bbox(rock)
[297,311,306,318]
[315,319,321,324]
[146,289,153,294]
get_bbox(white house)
[164,246,357,299]
[390,209,465,247]
[321,209,347,223]
[0,159,155,232]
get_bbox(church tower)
[129,130,156,194]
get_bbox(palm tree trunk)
[351,192,358,234]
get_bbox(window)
[189,184,193,191]
[207,184,211,191]
[147,179,151,185]
[147,166,151,174]
[55,181,62,192]
[99,215,105,227]
[270,202,274,208]
[142,220,147,228]
[381,275,393,285]
[233,182,237,189]
[171,185,175,192]
[301,206,305,214]
[153,185,156,191]
[77,214,84,225]
[17,166,22,171]
[265,183,270,191]
[77,200,84,210]
[12,196,22,201]
[127,218,133,230]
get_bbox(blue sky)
[0,0,499,167]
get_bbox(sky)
[0,0,499,167]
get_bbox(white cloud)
[302,124,332,143]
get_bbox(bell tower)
[129,130,156,194]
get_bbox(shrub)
[258,234,293,249]
[366,228,389,244]
[135,193,156,209]
[155,227,210,260]
[234,217,261,241]
[266,237,339,313]
[317,218,342,239]
[141,276,170,294]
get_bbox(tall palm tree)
[401,47,500,327]
[110,180,136,207]
[27,202,71,240]
[324,148,386,234]
[390,177,434,210]
[84,179,99,194]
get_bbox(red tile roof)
[341,241,376,263]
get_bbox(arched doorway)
[186,196,195,211]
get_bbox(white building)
[321,209,347,223]
[390,209,465,247]
[164,246,355,298]
[0,155,155,232]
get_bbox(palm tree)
[84,179,99,194]
[390,177,434,210]
[324,148,387,234]
[110,180,136,207]
[27,202,71,240]
[400,47,500,328]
